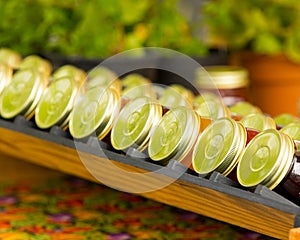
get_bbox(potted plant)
[200,0,300,116]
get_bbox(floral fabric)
[0,177,275,240]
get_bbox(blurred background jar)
[195,65,251,107]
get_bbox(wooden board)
[0,117,299,240]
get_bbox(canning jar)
[35,76,79,129]
[195,65,250,106]
[0,48,22,69]
[239,113,276,131]
[111,97,162,152]
[192,117,247,177]
[69,86,120,140]
[158,84,194,110]
[52,65,87,86]
[236,128,300,203]
[121,82,157,109]
[0,68,47,120]
[85,66,121,94]
[148,106,201,166]
[19,55,52,77]
[192,92,230,120]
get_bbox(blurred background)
[0,0,207,58]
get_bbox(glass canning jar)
[148,106,201,167]
[0,68,47,120]
[195,65,250,106]
[111,96,162,152]
[69,86,121,140]
[236,128,300,204]
[192,117,247,177]
[35,76,78,129]
[239,113,276,132]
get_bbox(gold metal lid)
[265,132,294,189]
[192,117,247,176]
[193,92,230,120]
[0,48,22,69]
[280,122,300,155]
[111,97,162,151]
[0,62,13,94]
[121,73,151,89]
[237,129,295,190]
[167,84,194,104]
[24,73,48,120]
[239,113,276,131]
[196,65,249,89]
[86,66,122,94]
[158,85,193,109]
[148,106,200,163]
[35,76,78,129]
[279,122,300,141]
[19,55,52,77]
[122,83,157,100]
[274,113,300,127]
[0,69,45,119]
[52,65,87,86]
[69,86,120,140]
[121,74,152,101]
[229,101,262,118]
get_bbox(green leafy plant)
[201,0,300,62]
[0,0,207,58]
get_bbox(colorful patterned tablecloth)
[0,176,275,240]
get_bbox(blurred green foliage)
[201,0,300,62]
[0,0,207,58]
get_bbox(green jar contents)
[237,129,295,190]
[192,117,247,177]
[0,68,46,119]
[69,86,120,140]
[148,106,200,166]
[195,65,250,106]
[35,76,78,129]
[111,97,162,151]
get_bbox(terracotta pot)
[230,51,300,117]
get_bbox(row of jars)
[1,48,300,203]
[112,96,300,203]
[0,48,238,130]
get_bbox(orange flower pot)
[230,51,300,117]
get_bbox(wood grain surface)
[0,126,298,240]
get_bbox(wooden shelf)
[0,116,300,240]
